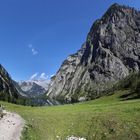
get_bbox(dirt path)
[0,111,25,140]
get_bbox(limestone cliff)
[47,4,140,102]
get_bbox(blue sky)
[0,0,140,81]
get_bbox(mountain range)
[18,79,49,97]
[0,3,140,105]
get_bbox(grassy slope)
[0,90,140,140]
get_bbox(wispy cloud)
[29,72,53,81]
[28,44,38,55]
[31,48,38,55]
[30,73,38,80]
[40,72,48,80]
[50,74,54,77]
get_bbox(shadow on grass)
[120,91,140,101]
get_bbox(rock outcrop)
[47,3,140,102]
[0,64,19,102]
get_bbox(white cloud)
[31,48,38,55]
[28,44,38,55]
[30,73,38,80]
[29,72,53,81]
[50,74,54,77]
[40,73,48,80]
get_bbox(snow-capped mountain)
[18,79,50,97]
[32,79,49,90]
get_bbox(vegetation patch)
[0,90,140,140]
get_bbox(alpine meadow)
[0,2,140,140]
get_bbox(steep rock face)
[47,4,140,101]
[0,64,19,102]
[47,44,86,98]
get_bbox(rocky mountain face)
[12,80,28,97]
[47,3,140,102]
[18,80,49,97]
[0,64,19,102]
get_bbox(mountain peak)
[18,78,49,97]
[47,4,140,102]
[108,3,133,11]
[109,3,121,9]
[101,3,138,23]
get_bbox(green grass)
[0,90,140,140]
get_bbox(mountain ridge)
[0,64,20,103]
[47,3,140,102]
[18,79,49,97]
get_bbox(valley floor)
[0,90,140,140]
[0,110,25,140]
